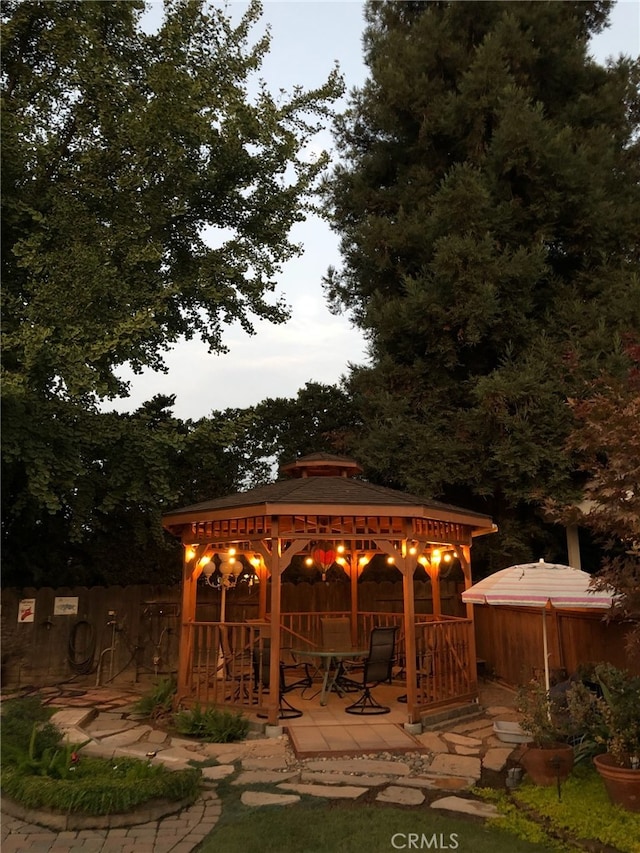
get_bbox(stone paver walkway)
[1,682,521,850]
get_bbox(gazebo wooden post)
[349,549,359,646]
[176,544,205,704]
[401,551,420,723]
[459,544,479,695]
[266,542,281,726]
[258,560,268,620]
[428,553,442,618]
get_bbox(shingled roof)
[162,453,494,531]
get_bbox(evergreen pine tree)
[323,0,640,568]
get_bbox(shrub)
[173,704,249,742]
[133,677,176,722]
[1,695,63,768]
[1,756,201,815]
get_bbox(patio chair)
[345,626,398,715]
[252,639,303,719]
[320,616,361,693]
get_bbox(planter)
[594,753,640,812]
[520,743,574,786]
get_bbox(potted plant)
[516,678,575,786]
[567,663,640,812]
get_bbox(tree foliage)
[1,0,343,585]
[551,342,640,658]
[2,0,342,401]
[323,0,640,568]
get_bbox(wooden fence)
[0,580,461,688]
[3,582,634,695]
[473,604,639,686]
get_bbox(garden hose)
[67,620,97,675]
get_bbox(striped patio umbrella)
[461,559,615,691]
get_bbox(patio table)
[293,647,368,705]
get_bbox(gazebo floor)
[251,684,428,758]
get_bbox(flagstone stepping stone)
[241,756,290,771]
[482,748,514,772]
[232,769,300,785]
[415,732,449,753]
[202,764,235,781]
[304,759,411,776]
[93,725,152,749]
[430,796,499,818]
[376,785,425,806]
[241,791,300,807]
[453,745,481,756]
[449,718,496,734]
[50,708,96,730]
[442,733,482,748]
[301,770,390,786]
[484,706,518,717]
[427,754,481,781]
[277,782,368,799]
[396,775,474,791]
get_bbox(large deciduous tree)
[323,0,640,569]
[1,0,342,585]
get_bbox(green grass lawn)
[198,799,551,853]
[197,763,640,853]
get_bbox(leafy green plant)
[172,704,249,742]
[566,663,640,767]
[133,677,176,722]
[509,765,640,853]
[1,756,201,815]
[0,696,62,768]
[516,679,573,748]
[16,725,91,780]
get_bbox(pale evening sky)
[108,0,640,421]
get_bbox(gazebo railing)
[181,621,269,715]
[414,617,475,711]
[181,614,476,717]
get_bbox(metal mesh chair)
[345,626,397,715]
[252,638,303,719]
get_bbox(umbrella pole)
[542,608,552,719]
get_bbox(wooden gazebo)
[162,453,496,725]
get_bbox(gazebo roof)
[162,453,495,535]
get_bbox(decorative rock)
[482,748,514,772]
[430,796,499,818]
[241,791,300,807]
[376,785,425,805]
[427,754,481,781]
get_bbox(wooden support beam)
[177,544,206,704]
